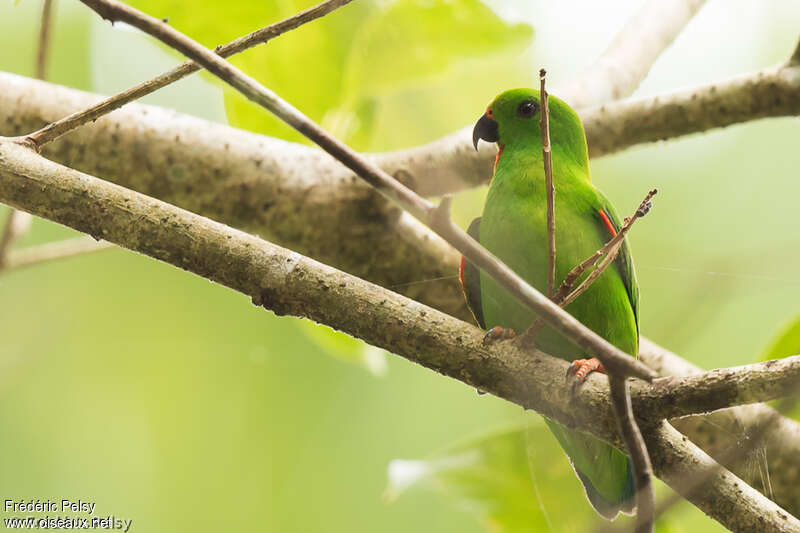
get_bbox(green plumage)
[465,89,639,519]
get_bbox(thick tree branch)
[0,140,797,530]
[25,0,355,149]
[634,354,800,420]
[0,71,469,319]
[640,339,800,516]
[379,58,800,196]
[646,421,797,533]
[556,0,707,108]
[74,0,655,380]
[582,62,800,159]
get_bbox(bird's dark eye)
[516,100,537,118]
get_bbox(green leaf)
[341,0,532,101]
[334,0,533,149]
[760,313,800,419]
[129,0,533,149]
[222,0,533,149]
[761,313,800,360]
[297,321,387,376]
[386,422,596,533]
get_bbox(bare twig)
[0,210,33,268]
[36,0,55,80]
[557,0,707,108]
[23,0,354,149]
[0,0,54,268]
[539,69,556,297]
[609,376,654,533]
[520,189,656,342]
[73,0,655,380]
[559,189,656,308]
[1,140,798,530]
[3,236,114,271]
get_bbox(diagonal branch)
[0,139,797,530]
[0,210,33,269]
[379,55,800,196]
[24,0,354,149]
[3,236,114,271]
[74,0,655,380]
[0,0,56,267]
[556,0,707,108]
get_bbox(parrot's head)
[472,88,588,166]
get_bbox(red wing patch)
[598,209,617,237]
[459,255,467,292]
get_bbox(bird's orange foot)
[483,326,516,345]
[566,357,606,386]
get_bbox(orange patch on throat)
[493,144,504,175]
[598,209,617,237]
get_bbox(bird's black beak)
[472,113,499,150]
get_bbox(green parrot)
[462,88,638,519]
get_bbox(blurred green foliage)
[760,314,800,420]
[386,421,595,532]
[761,314,800,361]
[1,0,799,532]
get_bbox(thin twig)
[609,375,654,533]
[36,0,55,80]
[539,69,556,298]
[23,0,354,149]
[0,0,54,267]
[520,189,656,342]
[559,189,657,308]
[0,210,33,268]
[73,0,656,381]
[3,236,114,271]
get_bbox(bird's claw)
[566,357,605,392]
[483,326,516,345]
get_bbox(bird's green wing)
[594,191,640,341]
[460,217,485,328]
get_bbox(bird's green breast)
[478,151,638,359]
